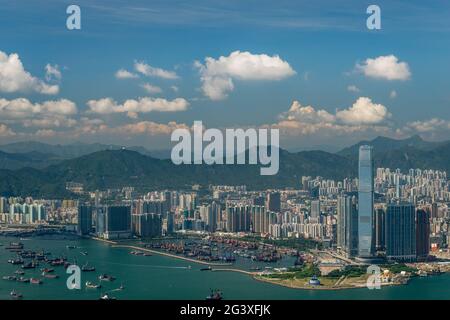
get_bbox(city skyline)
[0,0,449,303]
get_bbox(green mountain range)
[0,135,448,197]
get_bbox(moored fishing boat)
[10,290,23,299]
[81,262,95,272]
[42,272,59,279]
[17,277,30,283]
[30,278,42,284]
[99,274,116,282]
[86,281,101,289]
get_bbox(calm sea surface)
[0,236,449,300]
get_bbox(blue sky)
[0,0,449,150]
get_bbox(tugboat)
[99,274,116,282]
[206,289,223,300]
[86,281,102,289]
[10,290,23,299]
[81,262,95,272]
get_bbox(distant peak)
[406,134,423,142]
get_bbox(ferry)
[86,281,101,289]
[10,290,23,299]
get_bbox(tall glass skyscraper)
[337,194,358,257]
[358,145,374,258]
[386,204,416,262]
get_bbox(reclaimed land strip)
[211,268,256,275]
[111,244,233,267]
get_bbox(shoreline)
[252,275,401,291]
[88,236,433,292]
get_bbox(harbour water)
[0,236,449,300]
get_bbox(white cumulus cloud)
[0,98,77,129]
[0,98,77,119]
[134,61,179,79]
[270,97,391,137]
[141,83,162,94]
[336,97,391,124]
[45,64,62,81]
[196,50,296,100]
[0,124,16,137]
[356,55,411,81]
[87,97,189,118]
[0,51,59,94]
[347,85,360,93]
[115,69,139,79]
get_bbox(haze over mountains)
[0,135,449,197]
[0,141,171,170]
